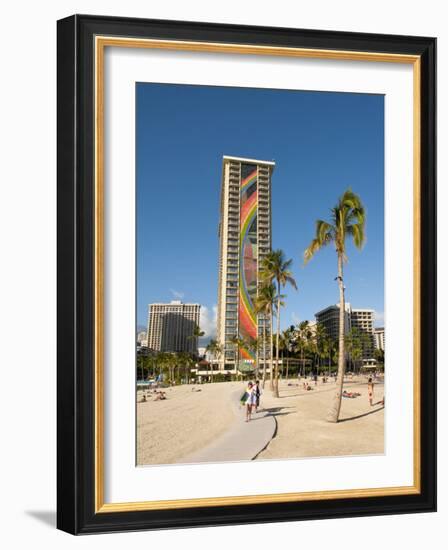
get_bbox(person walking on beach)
[254,380,261,413]
[243,382,256,422]
[367,377,374,406]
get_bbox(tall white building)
[350,308,376,364]
[216,156,275,371]
[147,301,201,354]
[314,303,352,342]
[374,327,385,351]
[315,303,377,365]
[137,330,147,347]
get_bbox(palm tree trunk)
[269,312,274,390]
[255,343,259,379]
[273,286,281,398]
[262,317,267,389]
[235,342,240,382]
[327,253,346,422]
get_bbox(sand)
[137,377,384,465]
[257,376,384,460]
[137,381,241,465]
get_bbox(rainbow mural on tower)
[239,164,258,361]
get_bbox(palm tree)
[176,352,194,384]
[136,355,146,381]
[282,326,295,381]
[245,336,261,377]
[315,322,328,374]
[304,188,366,422]
[323,335,336,376]
[345,327,363,373]
[254,283,277,389]
[260,250,298,398]
[193,324,205,338]
[229,335,245,379]
[187,324,205,356]
[374,348,385,368]
[168,353,178,384]
[351,338,363,373]
[188,324,205,357]
[296,320,311,376]
[155,352,169,383]
[277,329,290,380]
[155,352,170,384]
[206,339,223,382]
[359,330,374,372]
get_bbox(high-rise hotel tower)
[147,301,201,354]
[217,156,275,371]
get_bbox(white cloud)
[200,305,218,340]
[170,288,185,299]
[374,310,385,325]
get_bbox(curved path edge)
[176,389,277,464]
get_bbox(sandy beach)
[137,377,384,465]
[258,377,384,460]
[137,381,241,465]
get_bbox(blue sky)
[136,83,384,339]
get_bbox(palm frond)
[347,222,366,249]
[304,238,321,264]
[304,220,333,264]
[283,274,298,290]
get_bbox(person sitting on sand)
[342,390,360,398]
[154,391,167,401]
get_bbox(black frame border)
[57,14,436,535]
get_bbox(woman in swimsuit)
[367,377,374,406]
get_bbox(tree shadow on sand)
[261,406,295,418]
[339,405,384,423]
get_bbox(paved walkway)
[177,389,277,464]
